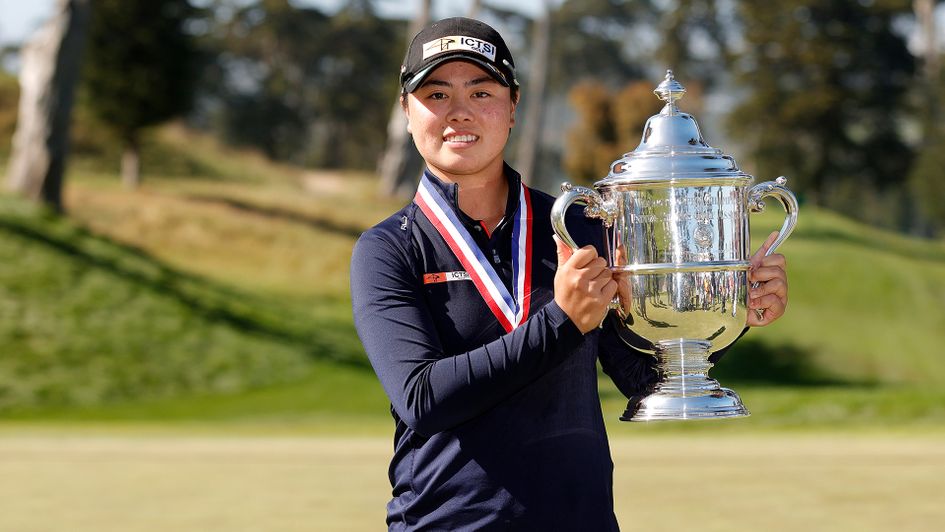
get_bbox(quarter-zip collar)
[420,163,523,235]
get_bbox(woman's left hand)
[747,231,789,327]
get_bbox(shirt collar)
[420,163,523,225]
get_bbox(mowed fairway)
[1,432,943,531]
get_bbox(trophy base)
[620,385,749,422]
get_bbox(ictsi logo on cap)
[422,36,497,62]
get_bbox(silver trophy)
[551,71,798,421]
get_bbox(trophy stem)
[621,339,750,422]
[654,339,718,397]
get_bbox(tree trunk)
[121,136,141,189]
[5,0,91,212]
[467,0,483,18]
[914,0,939,82]
[909,0,940,235]
[378,0,431,198]
[514,0,552,186]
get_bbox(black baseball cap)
[400,17,518,93]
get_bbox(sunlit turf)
[3,432,943,532]
[3,376,944,438]
[2,123,945,427]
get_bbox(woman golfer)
[351,16,789,531]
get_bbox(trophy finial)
[654,69,686,115]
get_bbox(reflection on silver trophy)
[551,71,798,421]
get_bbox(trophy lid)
[595,70,751,188]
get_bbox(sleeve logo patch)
[423,271,471,284]
[422,36,497,62]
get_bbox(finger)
[749,265,787,285]
[748,297,786,325]
[750,277,787,300]
[747,310,768,327]
[613,272,632,298]
[749,293,785,315]
[567,245,603,269]
[554,235,574,266]
[601,278,618,300]
[759,253,786,271]
[616,281,632,301]
[580,256,609,275]
[746,311,764,327]
[748,292,781,308]
[590,266,614,284]
[750,231,779,268]
[614,245,627,263]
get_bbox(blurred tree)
[913,0,941,81]
[908,83,945,232]
[518,0,656,187]
[548,0,655,89]
[907,0,944,234]
[5,0,91,212]
[206,0,403,170]
[656,0,732,87]
[728,0,915,221]
[0,73,18,149]
[82,0,198,189]
[205,0,327,162]
[468,0,484,18]
[564,79,661,184]
[378,0,430,197]
[514,0,552,183]
[564,81,614,184]
[613,79,673,149]
[309,1,403,168]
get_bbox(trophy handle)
[747,176,798,257]
[551,182,624,316]
[747,176,798,320]
[550,182,613,251]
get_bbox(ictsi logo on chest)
[423,271,471,284]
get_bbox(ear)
[509,98,518,128]
[401,94,412,134]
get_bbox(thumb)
[554,235,573,266]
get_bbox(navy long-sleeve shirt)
[351,165,658,530]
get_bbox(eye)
[472,90,491,99]
[427,91,448,101]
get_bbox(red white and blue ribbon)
[414,174,533,333]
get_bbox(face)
[404,60,517,183]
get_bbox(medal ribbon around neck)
[414,174,533,333]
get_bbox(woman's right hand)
[553,236,617,334]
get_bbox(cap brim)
[403,55,510,93]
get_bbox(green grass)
[2,122,945,432]
[4,433,943,532]
[736,206,945,386]
[0,195,344,410]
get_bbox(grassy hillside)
[719,206,945,385]
[1,123,945,431]
[0,124,399,413]
[0,192,369,410]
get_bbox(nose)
[446,97,473,122]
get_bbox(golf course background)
[3,119,945,427]
[2,89,945,529]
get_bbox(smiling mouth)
[444,134,479,143]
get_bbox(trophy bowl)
[552,71,798,421]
